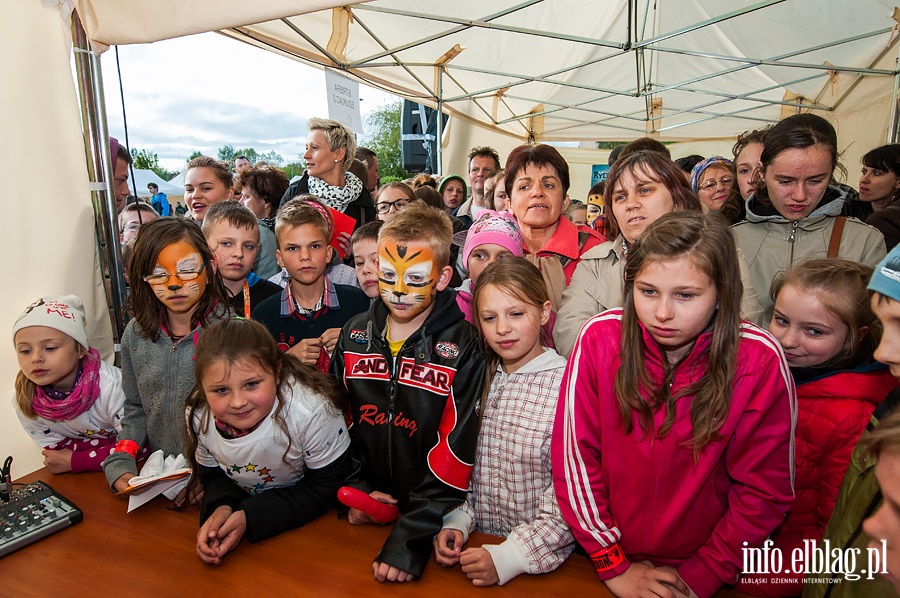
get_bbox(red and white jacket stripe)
[552,309,796,598]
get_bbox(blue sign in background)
[591,164,610,187]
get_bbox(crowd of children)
[16,112,900,598]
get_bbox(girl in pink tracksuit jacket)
[552,211,796,598]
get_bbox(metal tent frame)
[213,0,900,145]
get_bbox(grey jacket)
[102,314,228,488]
[733,185,886,326]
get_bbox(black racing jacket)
[330,289,486,578]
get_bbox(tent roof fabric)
[202,0,900,142]
[71,0,900,143]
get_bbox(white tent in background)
[168,170,185,189]
[129,168,183,200]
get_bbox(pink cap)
[462,210,524,268]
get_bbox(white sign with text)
[325,69,363,135]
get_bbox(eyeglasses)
[143,262,207,285]
[699,176,734,191]
[375,199,410,214]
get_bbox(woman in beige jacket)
[554,151,761,357]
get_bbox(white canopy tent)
[72,0,900,170]
[4,0,899,473]
[129,168,183,201]
[168,170,185,189]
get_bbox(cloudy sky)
[100,32,396,175]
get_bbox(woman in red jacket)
[553,211,796,598]
[738,259,899,596]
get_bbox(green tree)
[362,101,410,180]
[258,150,284,167]
[217,144,236,163]
[130,147,176,180]
[283,155,305,180]
[236,148,260,164]
[219,146,264,168]
[187,150,203,162]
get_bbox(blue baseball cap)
[869,245,900,302]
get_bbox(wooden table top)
[1,469,609,596]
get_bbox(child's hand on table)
[113,473,136,494]
[42,449,72,474]
[372,561,415,583]
[434,528,464,566]
[173,482,203,508]
[197,505,246,565]
[460,546,500,586]
[657,566,697,598]
[604,561,690,598]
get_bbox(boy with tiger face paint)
[378,241,447,326]
[331,203,486,583]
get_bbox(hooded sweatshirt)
[733,185,885,325]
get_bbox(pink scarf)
[32,348,102,421]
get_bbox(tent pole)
[436,67,444,176]
[71,11,127,357]
[889,39,900,143]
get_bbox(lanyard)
[242,279,251,319]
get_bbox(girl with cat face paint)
[102,218,231,506]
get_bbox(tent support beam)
[442,68,528,135]
[437,24,890,107]
[441,63,628,103]
[652,77,833,123]
[542,120,649,137]
[281,17,345,67]
[349,1,545,67]
[657,103,780,133]
[634,0,786,49]
[493,93,624,125]
[674,73,830,111]
[71,11,127,357]
[652,29,895,77]
[478,72,827,128]
[352,13,435,99]
[889,38,900,143]
[398,52,624,103]
[436,66,444,174]
[649,27,894,97]
[351,1,622,66]
[830,33,899,113]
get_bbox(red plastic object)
[337,486,399,523]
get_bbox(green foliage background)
[362,101,411,181]
[133,100,410,185]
